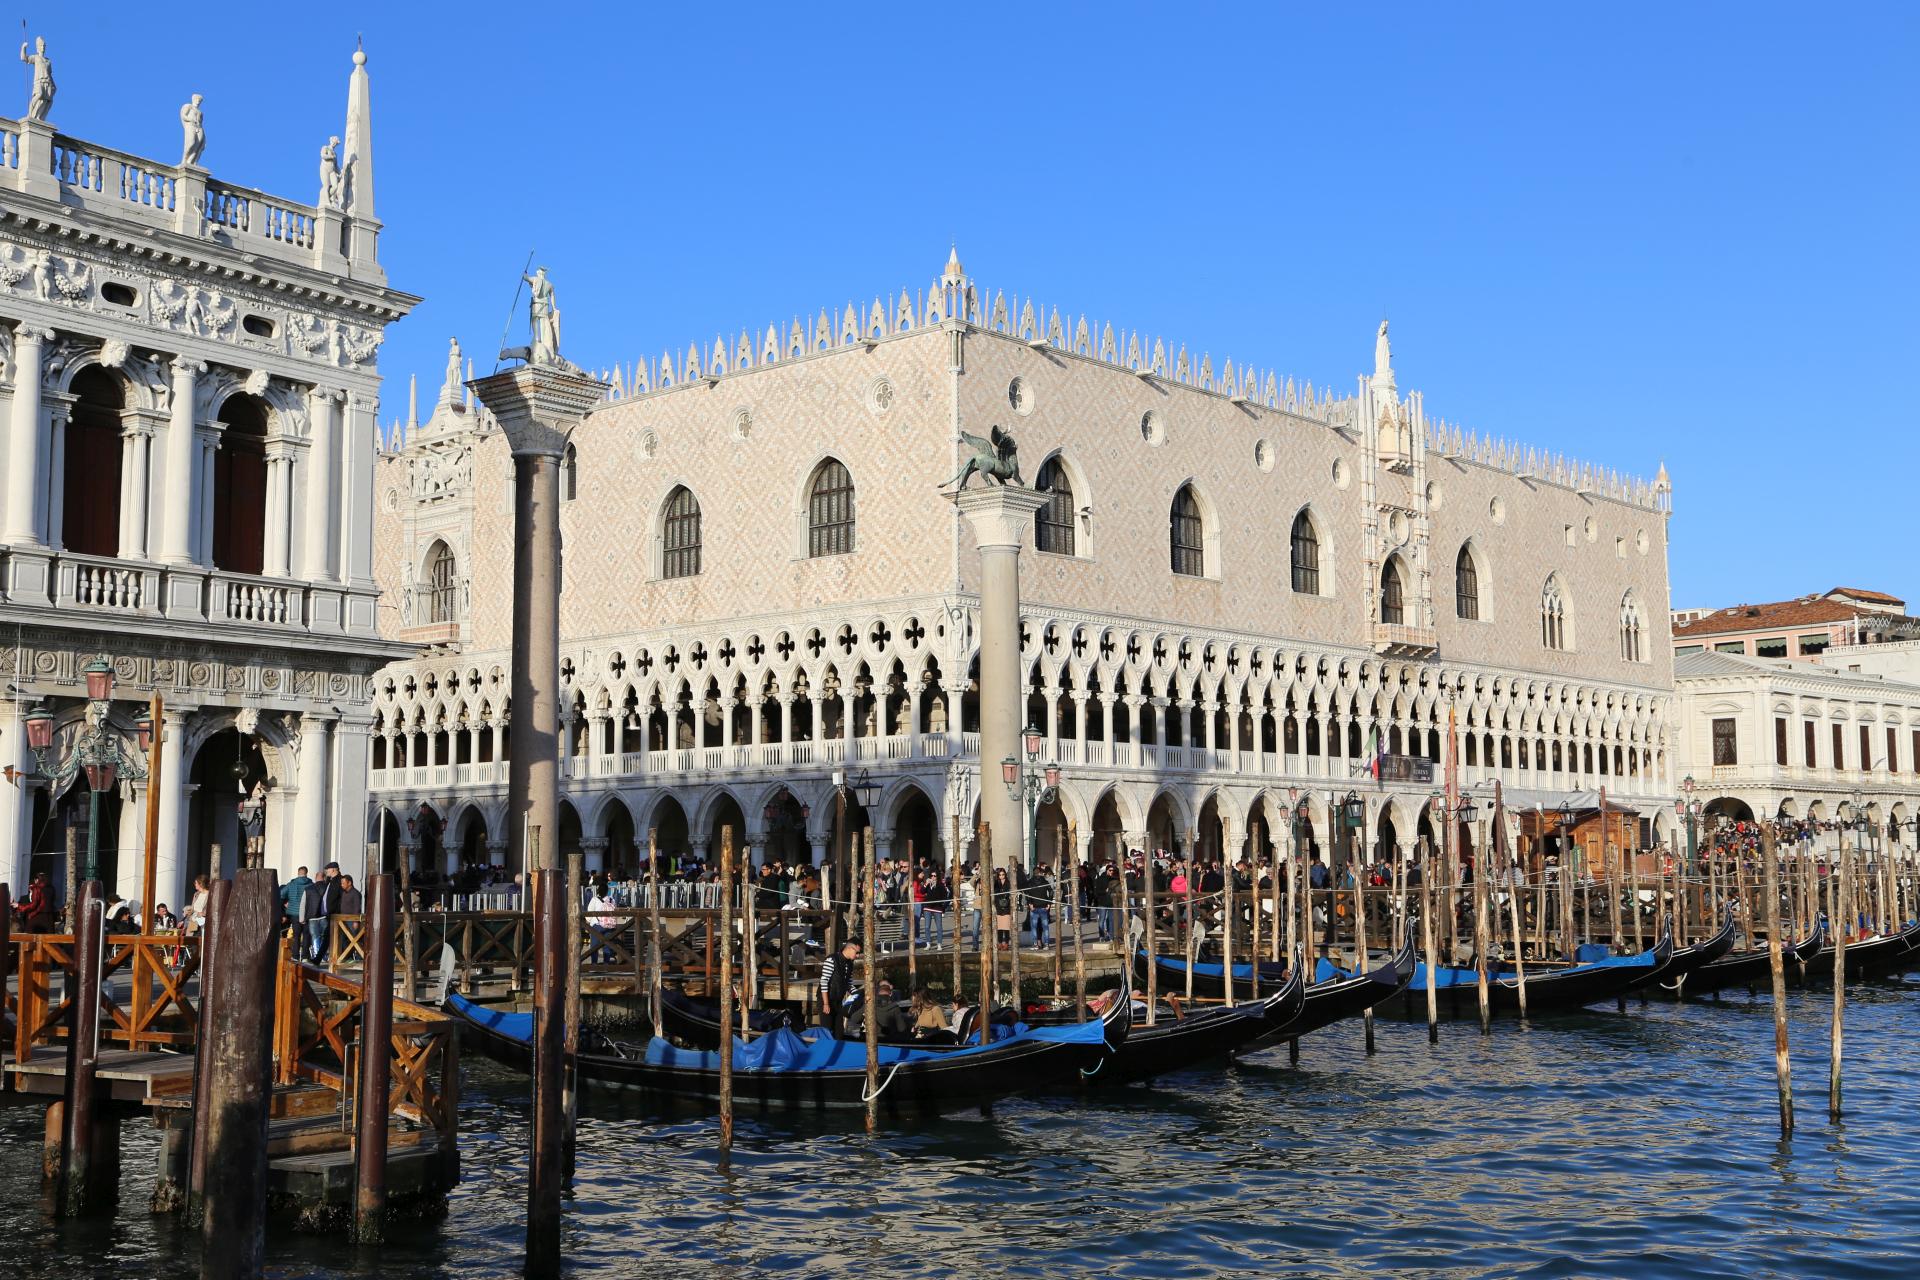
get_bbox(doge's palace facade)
[0,45,416,909]
[368,253,1676,879]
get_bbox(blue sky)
[38,5,1919,611]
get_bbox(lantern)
[85,761,117,792]
[82,656,115,703]
[1023,725,1043,758]
[134,713,154,754]
[1001,756,1019,786]
[23,704,54,752]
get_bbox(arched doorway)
[1034,790,1067,871]
[370,808,402,880]
[557,797,583,865]
[63,366,125,557]
[187,728,268,883]
[213,394,269,574]
[761,788,809,867]
[894,786,938,870]
[650,795,692,871]
[452,808,489,879]
[708,792,747,866]
[1147,792,1184,860]
[604,798,638,877]
[1090,790,1125,866]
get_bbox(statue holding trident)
[523,266,562,366]
[19,32,53,122]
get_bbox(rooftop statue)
[524,266,562,366]
[1375,319,1392,382]
[179,94,205,167]
[19,35,52,122]
[944,425,1022,491]
[442,336,463,403]
[320,136,344,210]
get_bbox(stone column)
[157,360,201,564]
[300,387,339,582]
[341,393,378,589]
[580,837,609,874]
[43,398,68,548]
[3,326,47,546]
[294,713,334,879]
[952,484,1050,876]
[155,709,192,913]
[263,444,295,578]
[120,421,154,560]
[329,716,373,883]
[470,364,606,873]
[0,698,25,892]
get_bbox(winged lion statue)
[942,425,1022,491]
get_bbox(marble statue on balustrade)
[524,267,562,366]
[1375,318,1392,380]
[944,425,1022,490]
[179,94,205,168]
[19,35,52,122]
[320,136,345,210]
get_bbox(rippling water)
[9,981,1920,1279]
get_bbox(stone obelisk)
[953,480,1048,876]
[469,278,605,876]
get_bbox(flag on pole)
[1364,723,1382,780]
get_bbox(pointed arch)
[1454,541,1482,621]
[1169,481,1218,579]
[1380,554,1409,625]
[805,456,855,557]
[1034,452,1085,557]
[1541,573,1570,651]
[659,483,702,579]
[1290,507,1326,595]
[1619,589,1646,663]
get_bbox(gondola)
[443,977,1131,1116]
[1804,919,1920,983]
[658,988,802,1049]
[1376,933,1674,1018]
[1061,955,1308,1086]
[1665,929,1823,997]
[1630,909,1739,995]
[1182,938,1417,1054]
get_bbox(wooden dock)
[1,923,459,1231]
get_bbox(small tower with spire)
[342,41,384,281]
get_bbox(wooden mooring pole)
[199,869,280,1280]
[186,878,232,1223]
[351,873,396,1243]
[646,829,663,1036]
[526,864,566,1272]
[1069,823,1087,1022]
[1420,838,1438,1043]
[563,852,584,1175]
[1830,838,1849,1124]
[1761,825,1792,1136]
[978,823,995,1039]
[57,881,106,1216]
[719,829,737,1150]
[861,827,878,1134]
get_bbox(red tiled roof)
[1671,597,1858,639]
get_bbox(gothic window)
[807,458,855,557]
[425,540,458,623]
[1380,558,1406,625]
[1712,717,1738,767]
[1541,575,1568,650]
[212,393,269,575]
[1169,484,1204,577]
[1620,591,1645,662]
[1455,545,1480,620]
[1034,457,1076,556]
[662,485,702,579]
[561,443,578,501]
[63,366,125,559]
[1290,510,1320,595]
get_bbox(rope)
[859,1059,904,1103]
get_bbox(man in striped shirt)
[819,937,863,1037]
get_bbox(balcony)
[1,114,379,280]
[1372,623,1438,657]
[1,546,380,642]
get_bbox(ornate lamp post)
[22,656,152,887]
[1680,773,1698,873]
[1002,723,1060,872]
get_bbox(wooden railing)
[273,945,459,1146]
[9,933,202,1061]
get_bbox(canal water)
[8,980,1920,1279]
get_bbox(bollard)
[199,869,281,1280]
[58,880,105,1216]
[352,874,396,1244]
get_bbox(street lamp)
[20,655,152,887]
[1004,723,1060,870]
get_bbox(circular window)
[731,408,753,441]
[1489,496,1506,525]
[1636,529,1649,555]
[1254,438,1274,472]
[383,487,398,512]
[1425,481,1443,510]
[1332,458,1351,490]
[1583,516,1597,543]
[1141,411,1165,446]
[866,377,895,415]
[1008,377,1032,415]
